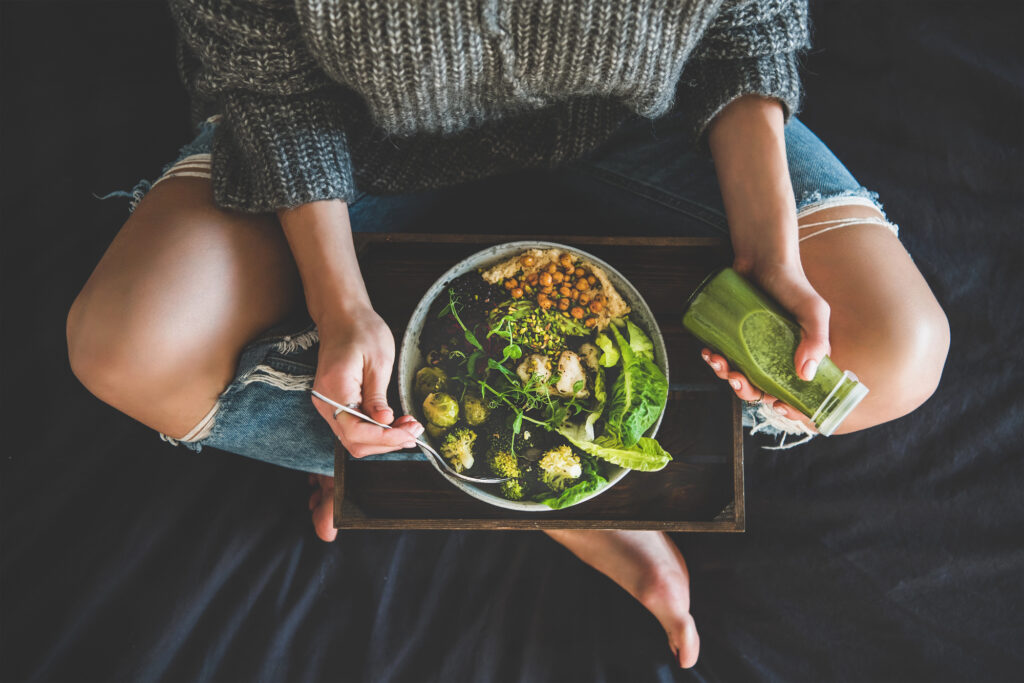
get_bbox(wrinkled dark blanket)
[1,1,1021,681]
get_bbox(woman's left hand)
[704,95,831,425]
[703,259,830,425]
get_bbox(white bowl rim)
[397,240,670,512]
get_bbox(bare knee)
[836,296,950,433]
[66,285,230,438]
[67,289,149,409]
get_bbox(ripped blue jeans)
[113,114,897,474]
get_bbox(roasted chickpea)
[521,255,536,267]
[538,296,553,310]
[584,317,598,328]
[570,306,585,319]
[539,272,553,286]
[558,299,570,311]
[594,293,607,304]
[571,289,580,300]
[575,279,590,291]
[559,285,572,297]
[541,285,554,294]
[559,254,573,269]
[574,267,585,278]
[587,275,597,285]
[579,292,591,305]
[511,287,524,299]
[589,299,604,313]
[546,263,558,274]
[526,271,539,285]
[552,271,564,284]
[504,279,515,290]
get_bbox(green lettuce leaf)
[605,322,668,447]
[625,319,655,360]
[594,333,619,368]
[558,425,672,472]
[533,456,607,509]
[535,473,608,509]
[584,366,607,440]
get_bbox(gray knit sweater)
[170,0,810,213]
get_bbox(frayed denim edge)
[743,403,817,450]
[94,116,220,215]
[158,324,319,453]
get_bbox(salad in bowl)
[398,242,672,511]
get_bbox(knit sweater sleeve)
[169,0,356,213]
[677,0,811,145]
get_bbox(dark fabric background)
[2,1,1022,681]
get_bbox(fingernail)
[701,351,710,361]
[403,441,417,449]
[729,379,741,390]
[803,359,819,380]
[711,361,722,371]
[410,423,424,437]
[774,404,788,416]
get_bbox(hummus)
[481,248,630,330]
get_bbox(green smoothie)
[682,268,868,436]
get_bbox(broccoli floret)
[414,366,448,397]
[440,427,477,473]
[487,450,522,478]
[463,394,491,426]
[422,392,459,427]
[499,479,525,501]
[538,445,582,493]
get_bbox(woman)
[67,0,949,668]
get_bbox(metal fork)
[310,390,510,485]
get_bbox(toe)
[672,614,700,669]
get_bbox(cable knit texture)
[171,0,810,213]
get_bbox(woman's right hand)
[311,306,423,458]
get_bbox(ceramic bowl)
[398,241,668,511]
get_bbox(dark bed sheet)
[2,1,1022,681]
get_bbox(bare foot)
[307,474,337,542]
[545,530,700,668]
[635,567,701,668]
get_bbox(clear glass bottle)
[682,268,868,436]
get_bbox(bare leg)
[545,530,700,668]
[67,177,304,438]
[705,203,950,433]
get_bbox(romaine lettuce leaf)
[625,319,655,360]
[584,365,607,440]
[535,473,608,509]
[605,322,668,447]
[594,333,619,368]
[558,425,672,472]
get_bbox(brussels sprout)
[463,394,491,426]
[422,392,459,427]
[414,366,448,397]
[425,422,448,441]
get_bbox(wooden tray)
[335,234,743,531]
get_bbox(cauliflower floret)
[578,342,601,371]
[554,351,588,398]
[538,445,582,492]
[440,428,477,473]
[517,354,551,386]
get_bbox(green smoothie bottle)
[682,268,868,436]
